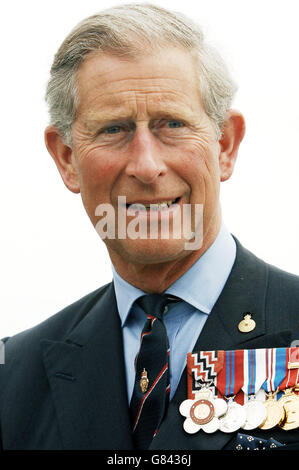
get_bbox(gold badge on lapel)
[238,313,256,333]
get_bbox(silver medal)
[241,398,267,430]
[219,400,247,433]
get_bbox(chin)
[106,238,191,265]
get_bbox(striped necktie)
[129,294,179,449]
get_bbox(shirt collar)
[112,223,236,326]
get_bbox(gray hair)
[45,3,237,146]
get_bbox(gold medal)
[278,388,299,430]
[259,393,285,430]
[139,368,149,393]
[238,313,256,333]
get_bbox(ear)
[44,125,80,193]
[218,110,245,182]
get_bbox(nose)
[125,128,167,184]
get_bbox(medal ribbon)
[279,348,299,391]
[241,349,267,395]
[261,347,287,393]
[187,350,223,399]
[216,349,244,397]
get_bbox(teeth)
[149,202,168,210]
[128,203,147,211]
[128,199,176,211]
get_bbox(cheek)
[174,139,220,188]
[77,153,118,224]
[73,126,123,191]
[77,148,121,194]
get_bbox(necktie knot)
[137,293,180,320]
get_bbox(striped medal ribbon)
[241,349,267,430]
[278,347,299,392]
[217,350,247,433]
[216,350,245,397]
[264,347,288,394]
[259,348,287,429]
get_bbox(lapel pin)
[238,313,256,333]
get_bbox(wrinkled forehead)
[75,47,202,118]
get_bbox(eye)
[150,118,188,140]
[99,121,135,138]
[167,120,185,129]
[105,125,122,134]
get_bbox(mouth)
[126,196,181,212]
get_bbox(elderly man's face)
[48,48,243,265]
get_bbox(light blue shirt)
[112,224,236,403]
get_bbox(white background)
[1,0,298,336]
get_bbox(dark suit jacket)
[1,238,299,450]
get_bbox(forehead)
[75,48,203,119]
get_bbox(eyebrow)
[85,111,135,126]
[84,108,196,127]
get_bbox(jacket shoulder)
[235,237,299,329]
[1,282,111,361]
[266,260,299,319]
[235,236,299,294]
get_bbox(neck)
[108,217,221,293]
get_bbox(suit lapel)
[150,239,292,450]
[41,283,133,450]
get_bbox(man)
[1,3,299,450]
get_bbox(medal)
[180,350,227,434]
[261,392,285,429]
[190,396,215,425]
[217,350,247,432]
[242,398,267,430]
[259,348,287,430]
[219,397,247,433]
[278,388,299,430]
[180,388,227,434]
[241,349,267,430]
[278,348,299,431]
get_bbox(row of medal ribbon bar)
[179,347,299,434]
